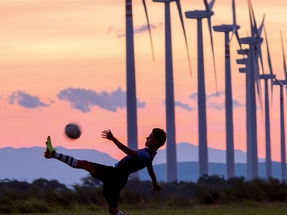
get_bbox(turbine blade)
[257,43,265,75]
[264,28,273,75]
[248,0,264,111]
[203,0,209,11]
[257,14,266,76]
[232,0,236,25]
[248,0,265,75]
[207,15,218,93]
[255,69,264,113]
[228,0,236,43]
[264,26,274,104]
[142,0,155,61]
[230,0,244,56]
[248,0,255,37]
[208,0,216,10]
[235,31,243,53]
[280,30,287,95]
[281,31,287,81]
[229,26,236,43]
[175,0,192,77]
[258,14,265,37]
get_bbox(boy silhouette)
[44,128,166,215]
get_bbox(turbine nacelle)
[239,68,246,73]
[273,79,287,85]
[213,24,240,33]
[236,58,248,65]
[185,10,214,19]
[259,74,276,80]
[240,37,263,45]
[237,49,249,55]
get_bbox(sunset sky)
[1,0,287,163]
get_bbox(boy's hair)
[152,128,166,148]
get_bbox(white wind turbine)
[273,31,287,181]
[185,0,217,176]
[213,0,242,179]
[259,26,276,178]
[152,0,192,182]
[125,0,154,179]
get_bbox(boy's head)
[152,128,166,148]
[145,128,166,150]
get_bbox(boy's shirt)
[115,148,157,176]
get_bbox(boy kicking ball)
[44,128,166,215]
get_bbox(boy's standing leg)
[101,183,125,215]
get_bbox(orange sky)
[1,0,287,162]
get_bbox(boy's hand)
[101,129,115,141]
[153,184,162,194]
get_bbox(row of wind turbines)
[124,0,287,182]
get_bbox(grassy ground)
[8,203,287,215]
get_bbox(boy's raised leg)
[44,136,97,174]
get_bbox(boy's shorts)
[90,162,128,208]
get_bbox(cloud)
[189,91,245,111]
[208,102,225,111]
[8,91,49,109]
[189,92,198,101]
[207,91,225,99]
[57,87,145,113]
[190,91,225,102]
[162,100,194,112]
[233,100,245,108]
[175,101,194,112]
[111,23,162,38]
[207,100,245,111]
[134,23,160,34]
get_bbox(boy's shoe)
[45,136,56,158]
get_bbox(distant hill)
[139,162,283,182]
[153,142,264,164]
[0,143,272,186]
[0,146,118,186]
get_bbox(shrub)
[14,199,50,213]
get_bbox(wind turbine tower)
[236,49,252,178]
[272,32,287,181]
[213,0,241,179]
[239,34,262,179]
[236,0,264,179]
[152,0,191,182]
[260,73,275,177]
[259,27,276,178]
[273,79,287,181]
[125,0,154,179]
[185,0,216,176]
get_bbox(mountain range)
[1,142,277,186]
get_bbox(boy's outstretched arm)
[147,163,162,194]
[101,129,137,157]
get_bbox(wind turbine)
[185,0,217,176]
[152,0,192,182]
[273,31,287,181]
[125,0,154,179]
[213,0,241,179]
[248,0,266,179]
[236,0,264,179]
[259,26,276,178]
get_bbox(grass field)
[9,203,287,215]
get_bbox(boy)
[44,128,166,215]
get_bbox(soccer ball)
[65,123,81,139]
